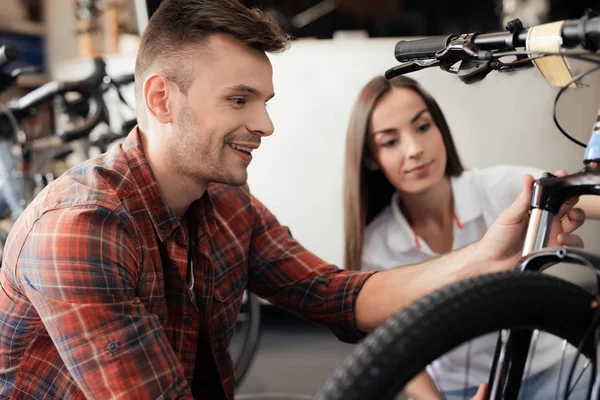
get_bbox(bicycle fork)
[486,204,554,400]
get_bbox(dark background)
[145,0,600,38]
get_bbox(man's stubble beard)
[171,102,247,187]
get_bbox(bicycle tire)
[314,271,598,400]
[234,291,262,387]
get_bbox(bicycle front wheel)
[315,271,598,400]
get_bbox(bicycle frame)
[486,111,600,399]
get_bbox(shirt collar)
[121,127,216,242]
[387,191,417,253]
[451,170,483,226]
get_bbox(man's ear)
[143,74,173,124]
[364,155,379,171]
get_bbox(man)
[0,0,584,399]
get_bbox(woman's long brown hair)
[343,75,464,271]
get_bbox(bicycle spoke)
[555,340,568,400]
[464,340,472,400]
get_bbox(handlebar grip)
[394,36,455,62]
[0,46,19,70]
[56,93,105,142]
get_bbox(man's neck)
[139,127,208,217]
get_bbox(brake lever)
[384,60,441,79]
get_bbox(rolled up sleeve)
[247,196,376,343]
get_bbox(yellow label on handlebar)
[526,21,577,88]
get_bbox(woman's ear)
[364,156,379,171]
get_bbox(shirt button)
[108,342,119,352]
[171,262,178,270]
[159,316,165,324]
[184,315,193,324]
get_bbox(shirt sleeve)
[247,195,376,343]
[16,205,194,399]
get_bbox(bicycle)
[314,10,600,400]
[0,52,262,387]
[0,47,105,261]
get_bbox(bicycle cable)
[553,63,600,149]
[486,49,600,148]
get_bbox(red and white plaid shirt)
[0,128,375,399]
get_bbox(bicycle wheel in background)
[231,290,262,387]
[0,228,7,266]
[314,272,598,400]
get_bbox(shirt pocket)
[213,257,248,303]
[211,260,248,345]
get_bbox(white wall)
[54,37,600,285]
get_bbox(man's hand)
[473,170,585,275]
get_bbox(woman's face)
[366,87,447,195]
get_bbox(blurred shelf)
[0,20,46,36]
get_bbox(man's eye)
[230,97,246,106]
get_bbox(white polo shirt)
[362,165,567,391]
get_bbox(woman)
[343,75,594,399]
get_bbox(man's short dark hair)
[134,0,289,101]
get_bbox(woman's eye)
[381,139,397,148]
[417,123,431,132]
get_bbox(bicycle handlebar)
[55,93,104,142]
[5,58,107,142]
[394,15,600,62]
[395,36,456,62]
[0,46,19,71]
[9,58,106,114]
[110,73,134,87]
